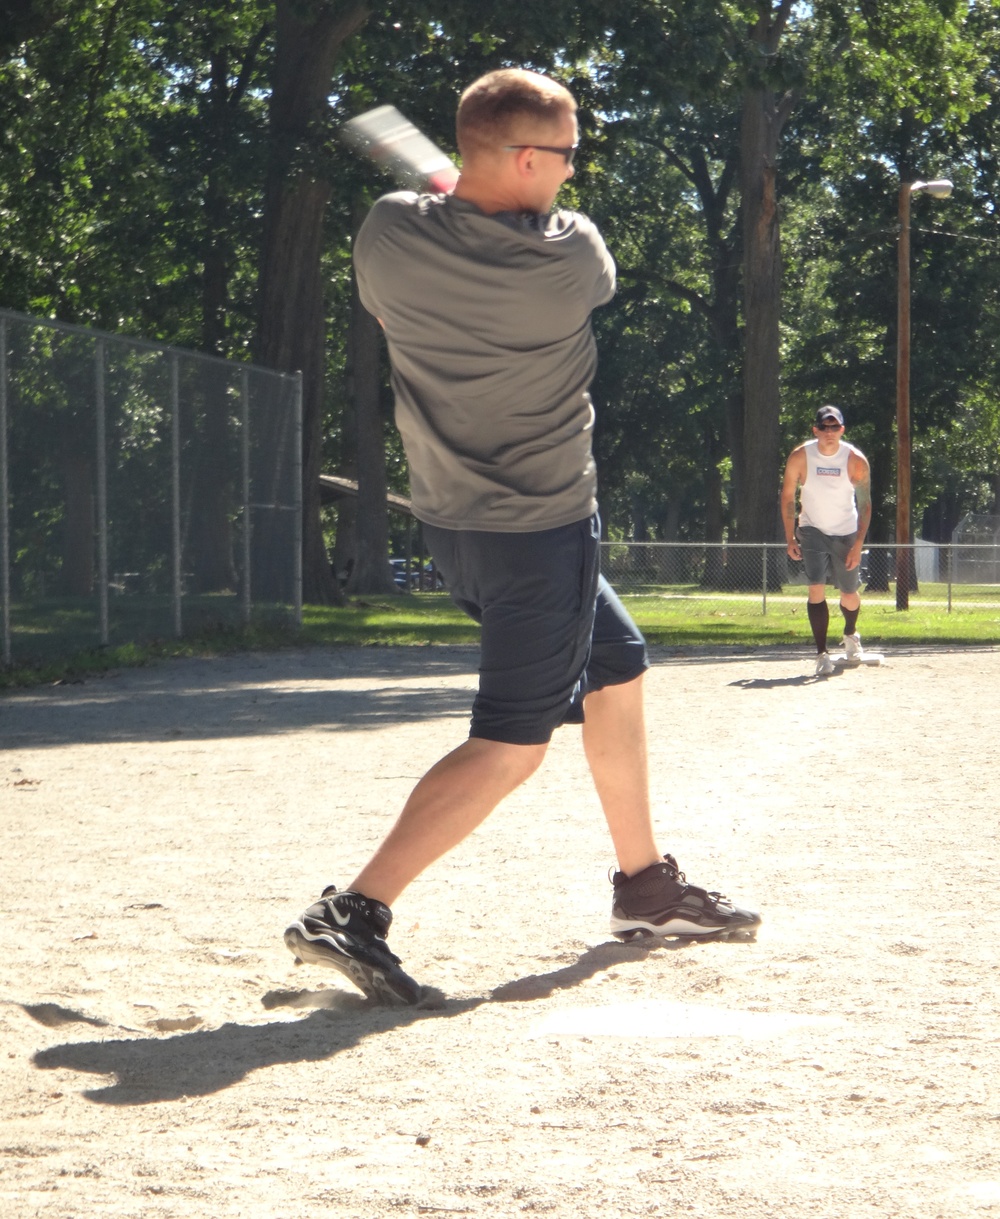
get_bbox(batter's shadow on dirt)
[31,998,482,1106]
[31,937,755,1105]
[489,935,754,1003]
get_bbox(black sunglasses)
[504,143,578,166]
[817,421,842,430]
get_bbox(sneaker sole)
[283,924,422,1006]
[610,915,760,942]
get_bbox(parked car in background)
[389,559,416,589]
[389,559,445,590]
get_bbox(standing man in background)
[781,405,873,676]
[284,67,761,1005]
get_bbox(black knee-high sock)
[841,603,859,637]
[807,600,829,653]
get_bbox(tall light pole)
[896,178,952,611]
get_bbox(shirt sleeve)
[353,192,418,319]
[566,212,616,310]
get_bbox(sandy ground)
[2,642,1000,1219]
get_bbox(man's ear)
[510,146,535,177]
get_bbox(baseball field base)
[831,652,885,666]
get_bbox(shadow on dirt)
[32,999,481,1105]
[31,935,757,1105]
[491,934,757,1003]
[3,661,476,747]
[729,673,832,689]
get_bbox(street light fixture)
[896,177,952,611]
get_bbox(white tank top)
[798,440,860,536]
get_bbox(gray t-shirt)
[354,191,615,532]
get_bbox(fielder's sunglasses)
[504,142,579,165]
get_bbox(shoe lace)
[662,853,686,884]
[663,855,731,905]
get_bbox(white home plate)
[831,652,885,666]
[529,1001,842,1041]
[951,1182,1000,1205]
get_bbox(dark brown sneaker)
[610,855,761,941]
[284,887,422,1005]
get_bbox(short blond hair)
[456,69,576,159]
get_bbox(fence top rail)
[603,541,788,549]
[601,540,1000,550]
[0,307,299,386]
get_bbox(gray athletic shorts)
[797,525,862,594]
[423,514,649,746]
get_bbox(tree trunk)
[734,1,795,569]
[701,424,726,586]
[186,364,237,593]
[738,83,782,549]
[254,0,369,605]
[345,276,397,595]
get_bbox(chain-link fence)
[1,308,302,667]
[599,539,1000,611]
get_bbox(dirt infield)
[2,643,1000,1218]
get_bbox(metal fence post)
[241,367,251,625]
[293,370,303,627]
[170,353,182,637]
[762,543,768,616]
[0,317,9,666]
[95,339,109,646]
[947,544,953,613]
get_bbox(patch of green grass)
[3,587,998,691]
[298,594,477,646]
[622,593,1000,647]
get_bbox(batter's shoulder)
[543,208,615,304]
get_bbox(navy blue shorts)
[423,515,649,745]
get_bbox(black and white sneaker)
[610,855,761,941]
[284,887,422,1006]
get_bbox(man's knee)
[466,735,548,784]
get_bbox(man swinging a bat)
[284,68,761,1004]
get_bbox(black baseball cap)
[815,405,844,426]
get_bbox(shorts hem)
[468,725,555,747]
[585,656,650,695]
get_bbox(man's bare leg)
[349,736,548,906]
[589,673,763,940]
[581,673,661,877]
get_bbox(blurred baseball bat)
[341,104,459,194]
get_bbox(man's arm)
[846,452,872,570]
[780,448,805,558]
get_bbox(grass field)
[3,582,999,691]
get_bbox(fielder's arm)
[780,448,805,558]
[846,454,872,570]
